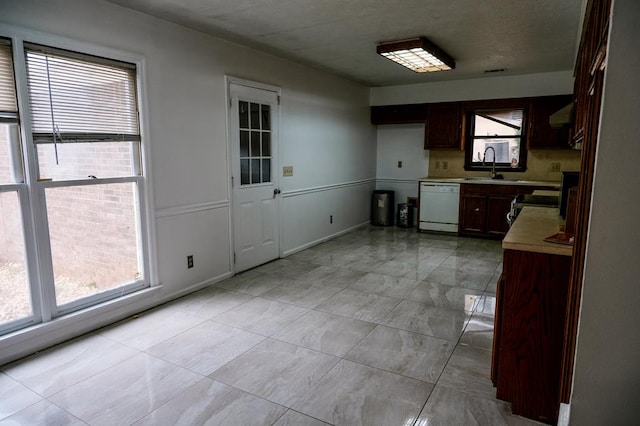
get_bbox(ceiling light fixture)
[377,37,455,73]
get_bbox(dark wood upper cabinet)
[424,103,464,150]
[571,0,611,149]
[370,103,427,124]
[528,95,574,149]
[560,0,612,406]
[372,95,573,151]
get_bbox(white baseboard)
[157,271,233,303]
[557,403,571,426]
[281,221,370,257]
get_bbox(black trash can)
[397,203,414,228]
[371,190,395,226]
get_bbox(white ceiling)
[107,0,584,87]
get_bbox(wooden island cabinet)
[492,207,573,424]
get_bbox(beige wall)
[427,148,581,181]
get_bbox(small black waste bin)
[371,190,395,226]
[397,203,414,228]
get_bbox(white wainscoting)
[1,182,381,364]
[0,200,235,365]
[155,200,233,297]
[155,200,230,218]
[280,179,376,256]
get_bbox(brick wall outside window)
[1,128,140,294]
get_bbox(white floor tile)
[2,226,511,426]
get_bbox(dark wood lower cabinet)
[493,249,571,425]
[459,194,485,234]
[459,184,555,239]
[486,195,514,237]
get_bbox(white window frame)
[0,26,158,335]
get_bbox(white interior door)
[229,82,280,272]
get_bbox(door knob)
[273,188,281,198]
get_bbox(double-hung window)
[0,38,32,330]
[465,108,528,172]
[0,39,151,335]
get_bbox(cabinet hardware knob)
[474,208,480,212]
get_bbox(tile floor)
[0,226,543,425]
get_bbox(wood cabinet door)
[424,104,463,149]
[371,103,428,124]
[491,272,506,386]
[497,250,571,424]
[528,95,573,149]
[459,194,486,234]
[486,195,513,237]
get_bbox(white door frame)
[225,76,282,274]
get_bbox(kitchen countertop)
[502,206,573,256]
[532,190,560,197]
[418,177,560,188]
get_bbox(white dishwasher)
[419,182,460,233]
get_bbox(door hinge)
[233,252,236,264]
[231,176,234,188]
[277,95,281,105]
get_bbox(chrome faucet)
[483,146,497,179]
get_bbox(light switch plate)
[283,166,293,177]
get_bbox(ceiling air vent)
[484,68,507,74]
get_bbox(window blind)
[0,38,18,120]
[24,43,139,143]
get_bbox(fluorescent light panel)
[377,37,455,73]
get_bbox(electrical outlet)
[187,255,194,269]
[551,162,561,172]
[330,215,333,224]
[442,161,448,170]
[397,160,402,168]
[283,166,293,177]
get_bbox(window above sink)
[464,108,528,173]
